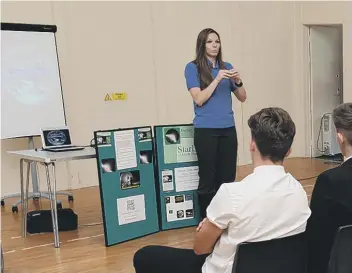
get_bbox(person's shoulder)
[184,61,197,74]
[317,165,347,185]
[223,61,234,70]
[215,183,242,205]
[185,61,197,69]
[310,168,342,197]
[222,173,255,192]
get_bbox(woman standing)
[184,28,247,219]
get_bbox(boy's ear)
[336,131,344,145]
[285,148,292,158]
[249,138,256,153]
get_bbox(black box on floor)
[27,208,78,234]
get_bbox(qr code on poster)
[126,199,135,211]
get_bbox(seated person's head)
[333,102,352,157]
[248,107,296,165]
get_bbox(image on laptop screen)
[43,128,72,147]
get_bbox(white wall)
[1,1,350,197]
[238,1,298,163]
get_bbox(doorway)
[307,24,343,158]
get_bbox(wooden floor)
[1,157,337,273]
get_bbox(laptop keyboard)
[49,146,78,150]
[44,145,85,152]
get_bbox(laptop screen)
[42,128,72,147]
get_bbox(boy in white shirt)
[133,107,311,273]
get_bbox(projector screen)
[1,23,66,139]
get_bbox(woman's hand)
[215,70,233,82]
[229,68,247,102]
[229,69,242,84]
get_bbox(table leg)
[20,159,25,237]
[23,161,31,237]
[51,163,59,247]
[44,163,60,248]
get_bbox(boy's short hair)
[333,102,352,145]
[248,107,296,163]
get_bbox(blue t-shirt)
[184,60,237,128]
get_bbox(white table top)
[7,147,96,163]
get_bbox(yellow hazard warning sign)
[112,92,127,100]
[105,93,127,101]
[105,94,112,101]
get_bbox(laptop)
[40,126,85,152]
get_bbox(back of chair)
[1,245,3,273]
[328,225,352,273]
[232,232,307,273]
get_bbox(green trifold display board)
[94,126,159,247]
[154,124,200,230]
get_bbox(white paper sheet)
[117,194,146,225]
[161,169,174,192]
[166,194,194,222]
[174,166,199,192]
[114,130,137,170]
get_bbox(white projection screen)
[1,23,66,139]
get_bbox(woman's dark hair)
[194,28,226,90]
[248,107,296,163]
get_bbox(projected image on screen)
[2,32,58,105]
[5,60,52,105]
[1,28,66,139]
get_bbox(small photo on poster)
[101,158,116,173]
[139,150,152,164]
[175,195,184,203]
[164,128,180,145]
[120,170,141,190]
[177,210,184,219]
[185,194,193,201]
[138,128,152,142]
[186,209,194,218]
[162,169,174,192]
[96,132,112,147]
